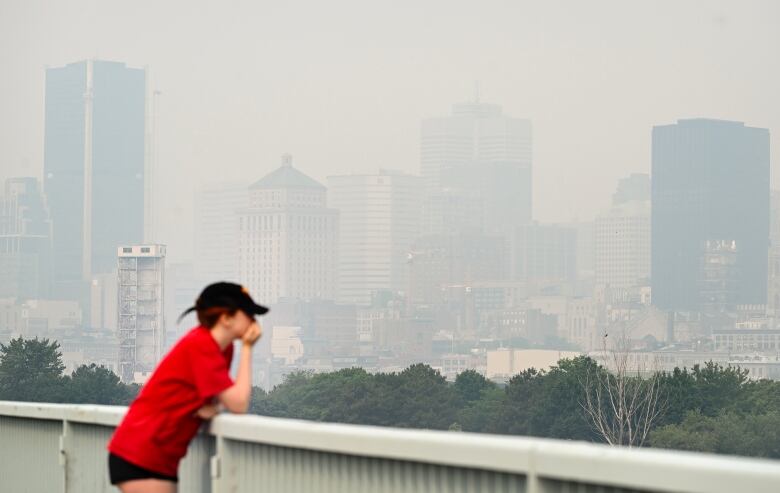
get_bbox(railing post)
[211,432,240,493]
[211,435,223,493]
[59,419,71,493]
[527,473,546,493]
[526,448,552,493]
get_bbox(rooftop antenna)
[474,80,480,103]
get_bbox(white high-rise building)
[328,171,423,305]
[238,155,338,305]
[595,200,651,289]
[117,244,165,383]
[421,101,533,232]
[194,181,248,284]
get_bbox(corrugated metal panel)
[215,439,527,493]
[179,433,215,493]
[66,422,213,493]
[65,422,115,493]
[0,415,64,493]
[541,480,653,493]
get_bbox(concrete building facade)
[238,155,338,305]
[327,171,423,305]
[194,181,248,284]
[117,244,165,383]
[421,101,533,233]
[510,223,577,283]
[0,298,81,338]
[595,200,651,289]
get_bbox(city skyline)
[0,3,778,387]
[4,4,780,484]
[3,69,774,310]
[2,1,779,263]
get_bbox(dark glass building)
[651,119,770,311]
[44,60,145,297]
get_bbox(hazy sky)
[1,0,778,262]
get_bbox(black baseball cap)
[178,282,269,323]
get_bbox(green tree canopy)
[658,362,751,426]
[0,336,66,402]
[253,364,459,430]
[244,357,780,460]
[650,410,780,459]
[66,363,135,405]
[497,356,602,441]
[454,369,495,403]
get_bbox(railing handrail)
[2,400,780,493]
[0,401,124,426]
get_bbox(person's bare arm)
[218,322,261,413]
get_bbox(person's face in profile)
[219,310,255,340]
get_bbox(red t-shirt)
[108,326,234,476]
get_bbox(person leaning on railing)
[107,282,268,493]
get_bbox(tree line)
[2,336,778,459]
[0,337,138,405]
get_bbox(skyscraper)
[595,175,651,290]
[194,181,248,284]
[238,155,338,305]
[770,190,780,248]
[612,173,651,205]
[421,101,532,233]
[510,223,577,283]
[327,171,423,305]
[768,191,780,316]
[651,119,770,311]
[0,178,52,299]
[407,232,508,307]
[44,60,146,298]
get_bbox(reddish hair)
[197,306,238,328]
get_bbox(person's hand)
[242,321,262,347]
[195,403,220,420]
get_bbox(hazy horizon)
[2,0,778,262]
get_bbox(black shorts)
[108,453,178,485]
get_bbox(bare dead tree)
[581,330,666,447]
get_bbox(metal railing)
[1,401,779,493]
